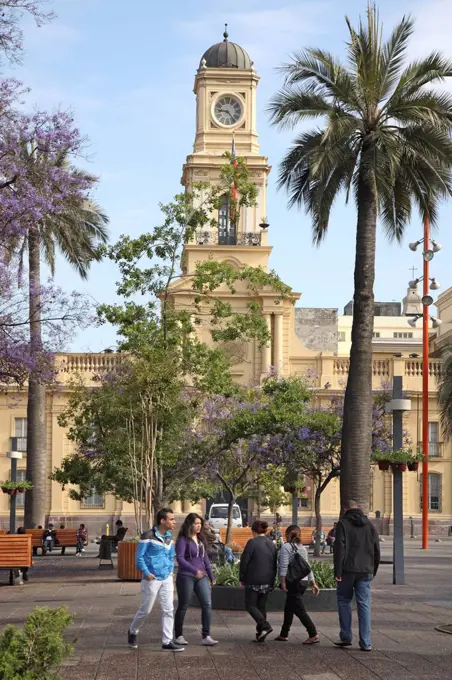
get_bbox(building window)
[15,418,27,437]
[372,332,380,338]
[420,473,442,512]
[298,497,311,510]
[218,195,236,245]
[338,331,346,342]
[81,488,104,508]
[428,422,439,457]
[15,470,27,509]
[13,418,27,452]
[393,332,413,339]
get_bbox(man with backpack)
[334,500,381,651]
[274,525,320,644]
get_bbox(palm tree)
[269,4,452,510]
[439,347,452,441]
[13,152,108,527]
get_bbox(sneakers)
[76,553,82,557]
[162,641,184,652]
[256,628,273,643]
[128,631,138,649]
[303,635,320,645]
[274,635,288,641]
[360,646,372,652]
[201,636,218,646]
[175,636,188,645]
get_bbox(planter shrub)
[0,606,74,680]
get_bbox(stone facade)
[294,308,338,354]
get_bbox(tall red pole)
[422,216,430,550]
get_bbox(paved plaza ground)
[2,540,452,680]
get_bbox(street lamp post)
[408,219,442,551]
[422,217,430,551]
[386,377,411,585]
[7,451,23,534]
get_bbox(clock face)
[214,95,242,126]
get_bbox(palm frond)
[439,347,452,441]
[268,88,335,129]
[378,15,414,99]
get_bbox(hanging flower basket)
[17,487,25,493]
[378,461,390,471]
[391,463,407,473]
[1,486,8,494]
[407,461,419,472]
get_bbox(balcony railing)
[11,437,27,452]
[195,230,261,246]
[417,441,444,458]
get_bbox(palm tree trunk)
[340,163,377,514]
[24,228,47,528]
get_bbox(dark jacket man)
[240,535,277,586]
[334,508,380,578]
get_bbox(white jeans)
[130,575,174,645]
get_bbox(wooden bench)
[26,528,85,555]
[0,535,32,585]
[301,527,332,546]
[220,527,333,549]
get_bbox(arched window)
[218,194,236,245]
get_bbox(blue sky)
[9,0,452,351]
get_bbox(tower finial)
[223,23,228,41]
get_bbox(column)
[273,313,283,374]
[261,314,272,375]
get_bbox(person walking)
[239,520,277,642]
[76,523,88,556]
[128,508,183,652]
[174,513,218,646]
[334,500,380,652]
[275,525,319,644]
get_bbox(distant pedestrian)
[128,508,183,652]
[76,523,88,556]
[275,525,319,644]
[327,524,337,553]
[175,513,218,647]
[239,520,277,642]
[334,500,380,651]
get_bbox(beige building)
[1,32,451,536]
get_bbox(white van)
[208,503,243,530]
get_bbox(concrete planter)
[191,585,338,612]
[117,541,141,581]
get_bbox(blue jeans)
[337,573,373,649]
[175,574,212,638]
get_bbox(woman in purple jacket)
[175,513,218,646]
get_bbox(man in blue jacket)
[128,508,183,652]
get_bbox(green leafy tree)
[269,3,452,511]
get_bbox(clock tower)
[181,26,271,276]
[171,28,314,384]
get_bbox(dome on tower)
[200,25,252,69]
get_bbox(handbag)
[285,543,311,584]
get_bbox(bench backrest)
[26,528,83,547]
[219,526,332,548]
[0,535,32,568]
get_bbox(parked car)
[208,504,243,530]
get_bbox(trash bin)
[99,535,113,568]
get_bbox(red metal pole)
[422,216,430,550]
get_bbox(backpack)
[285,543,311,584]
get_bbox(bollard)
[106,523,110,536]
